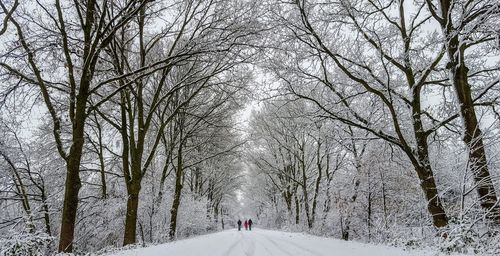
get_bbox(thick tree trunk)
[57,91,87,250]
[58,162,81,252]
[123,147,145,246]
[415,165,448,227]
[57,0,100,249]
[449,37,500,222]
[410,76,449,228]
[412,134,448,227]
[434,0,500,223]
[123,139,146,245]
[120,89,140,246]
[123,184,141,245]
[58,96,87,252]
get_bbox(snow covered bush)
[0,231,54,256]
[438,217,500,255]
[439,223,479,254]
[175,195,213,238]
[481,232,500,255]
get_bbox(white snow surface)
[105,228,450,256]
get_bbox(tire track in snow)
[222,233,243,256]
[248,231,275,255]
[254,232,295,256]
[243,234,255,256]
[269,234,323,256]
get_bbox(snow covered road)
[105,229,435,256]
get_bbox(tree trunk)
[411,141,448,227]
[367,177,372,242]
[123,148,145,246]
[283,165,293,214]
[120,88,143,246]
[58,165,81,252]
[342,177,361,241]
[139,221,146,247]
[220,206,225,229]
[415,165,448,227]
[341,216,349,241]
[380,171,388,229]
[410,77,449,228]
[431,0,500,223]
[57,0,99,249]
[98,152,107,199]
[41,185,52,236]
[311,138,323,227]
[97,120,107,199]
[322,155,332,226]
[123,184,140,245]
[58,96,87,252]
[299,146,312,229]
[449,35,500,222]
[169,139,184,240]
[294,193,300,225]
[302,185,312,229]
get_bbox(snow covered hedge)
[0,232,54,256]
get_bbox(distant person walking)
[248,219,253,230]
[237,219,242,231]
[244,220,248,230]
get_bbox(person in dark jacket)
[248,219,253,230]
[237,219,242,231]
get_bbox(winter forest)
[0,0,499,255]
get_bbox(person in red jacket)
[244,220,248,230]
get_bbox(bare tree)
[167,73,249,239]
[0,0,196,251]
[89,0,258,244]
[425,0,500,222]
[264,0,463,228]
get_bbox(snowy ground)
[104,228,451,256]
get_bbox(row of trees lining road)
[0,0,499,255]
[243,0,499,253]
[0,0,259,253]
